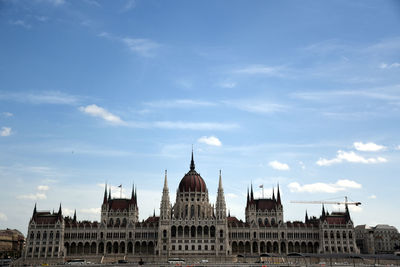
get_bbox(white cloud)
[80,208,101,215]
[144,99,216,109]
[234,65,284,76]
[354,142,385,152]
[123,0,136,11]
[288,179,362,193]
[316,150,387,166]
[9,20,31,29]
[37,185,49,191]
[122,38,160,57]
[0,212,7,221]
[225,193,238,199]
[39,0,65,6]
[0,127,12,137]
[0,91,81,105]
[223,100,287,114]
[17,193,47,200]
[79,104,124,125]
[98,32,159,57]
[379,62,400,69]
[63,208,74,216]
[198,136,222,147]
[1,112,13,117]
[368,195,377,199]
[298,161,306,170]
[268,160,290,171]
[331,204,363,213]
[218,81,237,88]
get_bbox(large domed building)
[22,152,359,264]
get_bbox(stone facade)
[23,153,359,262]
[356,224,400,254]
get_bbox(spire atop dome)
[190,146,195,171]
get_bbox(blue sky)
[1,0,400,234]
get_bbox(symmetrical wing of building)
[24,153,359,262]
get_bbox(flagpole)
[120,185,122,198]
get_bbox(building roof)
[178,151,207,193]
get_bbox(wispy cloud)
[368,194,377,199]
[122,0,136,11]
[288,179,362,193]
[316,150,387,166]
[80,207,101,214]
[38,0,66,6]
[268,160,290,171]
[379,62,400,69]
[0,91,81,105]
[0,127,12,137]
[17,193,47,200]
[0,212,7,221]
[37,185,50,191]
[9,20,32,29]
[198,136,222,147]
[99,32,160,57]
[144,99,216,109]
[218,81,237,88]
[224,100,288,114]
[1,112,13,117]
[79,104,125,125]
[234,65,285,76]
[354,142,386,152]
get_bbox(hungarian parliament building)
[23,153,359,263]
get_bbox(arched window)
[271,218,276,225]
[198,205,201,218]
[258,218,262,225]
[50,231,53,239]
[336,231,340,238]
[264,218,269,225]
[56,231,60,239]
[37,231,41,239]
[219,230,224,238]
[109,218,114,226]
[190,205,195,218]
[163,230,167,238]
[324,231,328,238]
[171,226,176,237]
[30,232,34,239]
[185,205,188,217]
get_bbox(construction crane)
[291,196,361,206]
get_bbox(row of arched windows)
[30,231,60,240]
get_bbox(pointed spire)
[345,203,351,221]
[246,187,249,206]
[164,170,168,189]
[134,186,137,206]
[277,183,281,205]
[58,203,62,215]
[73,209,76,222]
[103,183,108,204]
[153,209,155,217]
[322,204,326,219]
[250,183,254,201]
[305,210,309,222]
[33,203,37,217]
[108,187,111,201]
[131,183,135,199]
[272,188,275,201]
[190,146,195,171]
[218,170,223,189]
[228,210,231,217]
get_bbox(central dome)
[178,151,207,193]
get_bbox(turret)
[277,183,281,205]
[103,183,108,204]
[216,170,226,220]
[160,170,171,221]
